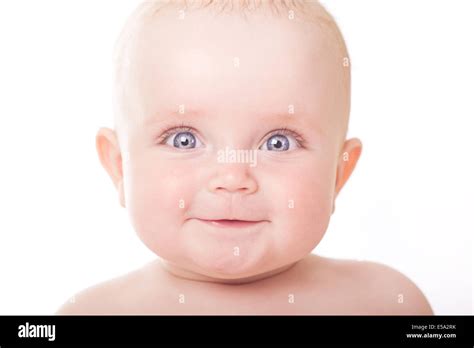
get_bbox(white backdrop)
[0,0,472,315]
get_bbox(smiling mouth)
[195,219,266,228]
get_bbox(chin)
[190,251,270,279]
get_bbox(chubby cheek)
[266,159,335,259]
[124,156,196,259]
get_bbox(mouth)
[195,218,267,229]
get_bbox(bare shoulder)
[360,260,434,315]
[343,258,433,314]
[55,261,156,315]
[305,254,434,315]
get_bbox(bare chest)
[120,277,373,315]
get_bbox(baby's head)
[97,0,362,283]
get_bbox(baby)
[56,0,433,315]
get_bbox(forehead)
[124,7,345,129]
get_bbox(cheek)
[124,157,197,257]
[266,158,335,256]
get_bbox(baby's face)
[109,7,358,281]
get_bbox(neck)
[159,258,300,285]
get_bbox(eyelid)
[263,127,306,148]
[156,122,198,144]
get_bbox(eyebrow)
[145,108,303,125]
[144,109,203,125]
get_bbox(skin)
[56,4,433,314]
[56,254,433,314]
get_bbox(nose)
[207,162,258,195]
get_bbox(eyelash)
[156,122,196,144]
[266,127,306,148]
[156,122,306,148]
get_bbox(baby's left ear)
[334,138,363,200]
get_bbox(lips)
[195,218,266,229]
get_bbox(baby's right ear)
[96,127,125,208]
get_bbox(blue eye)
[167,131,201,149]
[157,123,203,150]
[157,123,305,151]
[260,133,299,151]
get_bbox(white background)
[0,0,472,315]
